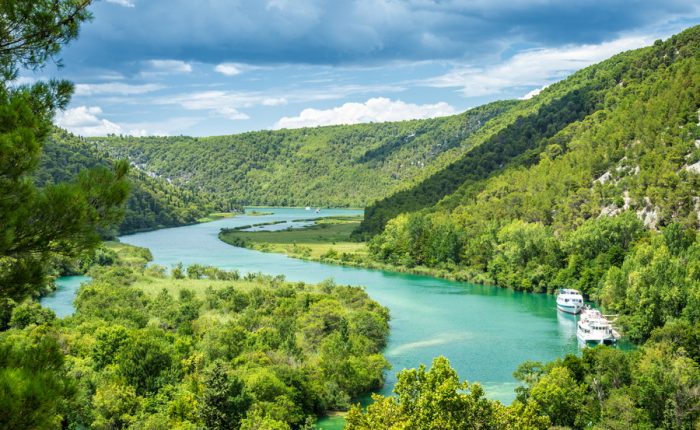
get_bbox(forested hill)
[367,26,700,342]
[88,100,517,208]
[358,27,700,235]
[37,129,232,235]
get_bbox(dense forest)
[37,129,235,235]
[89,101,517,208]
[368,27,699,296]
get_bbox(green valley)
[90,101,516,208]
[2,2,699,429]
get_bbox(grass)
[247,210,273,216]
[219,215,369,259]
[218,216,489,284]
[196,212,236,223]
[132,276,262,299]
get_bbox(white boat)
[305,206,311,211]
[556,289,584,314]
[577,307,620,346]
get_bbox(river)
[45,207,580,427]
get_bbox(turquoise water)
[40,275,91,317]
[117,207,579,404]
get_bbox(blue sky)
[26,0,700,136]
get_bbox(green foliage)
[0,326,76,429]
[0,0,129,306]
[350,345,699,430]
[346,356,499,429]
[8,301,55,329]
[0,0,92,80]
[37,129,232,235]
[46,243,390,429]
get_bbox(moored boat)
[556,288,584,314]
[576,307,620,346]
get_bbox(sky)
[25,0,700,137]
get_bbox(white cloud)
[273,97,455,129]
[520,84,548,100]
[214,63,244,76]
[105,0,135,7]
[425,36,652,97]
[144,59,193,74]
[75,82,164,96]
[55,106,197,136]
[55,106,122,136]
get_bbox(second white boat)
[577,307,620,346]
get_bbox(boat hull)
[557,303,582,315]
[577,333,617,346]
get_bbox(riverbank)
[118,206,583,409]
[218,215,494,286]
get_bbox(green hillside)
[88,100,517,208]
[359,28,700,235]
[367,26,700,342]
[37,129,232,235]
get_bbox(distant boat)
[556,289,584,314]
[305,206,311,211]
[577,307,620,346]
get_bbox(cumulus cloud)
[520,85,549,100]
[55,106,122,136]
[55,106,194,136]
[273,97,455,129]
[424,36,652,97]
[75,82,164,96]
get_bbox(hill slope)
[367,26,700,341]
[88,100,517,208]
[358,30,700,235]
[37,130,230,235]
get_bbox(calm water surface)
[40,275,91,317]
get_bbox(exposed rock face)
[595,171,612,184]
[686,160,700,174]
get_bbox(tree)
[116,331,173,395]
[529,366,585,428]
[0,326,76,429]
[200,361,251,430]
[8,301,55,328]
[0,0,129,304]
[91,382,139,430]
[346,356,498,429]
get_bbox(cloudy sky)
[30,0,700,136]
